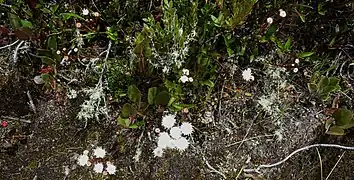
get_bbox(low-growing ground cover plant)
[1,0,354,179]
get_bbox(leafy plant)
[308,75,341,101]
[326,108,354,136]
[117,85,170,128]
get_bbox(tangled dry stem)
[244,144,354,174]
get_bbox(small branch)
[1,116,32,123]
[325,151,345,180]
[316,148,323,180]
[0,39,19,50]
[13,40,24,64]
[226,134,275,148]
[27,91,36,113]
[202,155,227,179]
[0,3,11,8]
[244,144,354,173]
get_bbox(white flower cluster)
[154,114,194,157]
[77,147,116,175]
[242,68,255,81]
[179,69,193,83]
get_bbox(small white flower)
[56,50,61,55]
[157,132,172,148]
[279,9,286,17]
[267,17,273,24]
[180,122,193,135]
[170,127,182,139]
[93,163,104,173]
[162,66,169,74]
[93,147,106,158]
[68,89,78,99]
[155,128,161,133]
[77,154,89,166]
[180,75,189,83]
[82,8,89,16]
[83,150,89,155]
[76,22,82,28]
[153,147,164,157]
[62,48,67,51]
[93,12,100,17]
[188,77,193,82]
[182,69,189,75]
[293,68,298,73]
[175,137,189,151]
[161,114,176,129]
[242,68,255,81]
[105,162,116,175]
[295,59,300,64]
[74,48,78,52]
[291,64,295,67]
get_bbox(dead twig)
[316,148,323,180]
[27,91,36,113]
[226,134,275,148]
[325,151,345,180]
[13,40,24,64]
[244,144,354,173]
[0,39,19,50]
[1,116,32,123]
[202,155,227,179]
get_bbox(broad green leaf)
[155,91,170,106]
[60,13,85,20]
[20,20,33,28]
[265,24,276,38]
[326,126,345,136]
[121,103,137,118]
[202,80,214,88]
[127,85,141,103]
[284,37,292,51]
[328,77,340,86]
[8,13,21,29]
[47,36,57,51]
[117,116,130,128]
[148,87,158,105]
[307,83,317,92]
[333,108,354,129]
[297,52,314,58]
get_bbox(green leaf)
[148,87,158,105]
[155,91,170,106]
[51,4,59,13]
[60,13,85,20]
[127,85,141,103]
[265,24,276,38]
[299,14,305,22]
[20,20,33,28]
[328,77,340,86]
[307,83,317,92]
[326,126,345,136]
[117,116,130,128]
[284,37,292,51]
[202,80,214,87]
[8,13,21,29]
[47,36,57,51]
[297,52,314,58]
[333,108,354,129]
[121,103,137,118]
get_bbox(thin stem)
[244,144,354,173]
[0,39,19,50]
